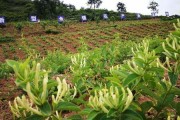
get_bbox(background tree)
[148,1,159,15]
[87,0,102,10]
[117,2,126,13]
[87,0,102,20]
[33,0,59,19]
[0,0,34,21]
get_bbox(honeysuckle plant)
[7,61,80,120]
[88,86,142,120]
[6,58,43,90]
[70,53,95,97]
[107,19,180,119]
[9,76,78,119]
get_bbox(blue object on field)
[30,16,38,22]
[136,13,141,19]
[58,16,64,23]
[103,14,108,20]
[0,16,5,24]
[121,14,125,20]
[81,15,87,22]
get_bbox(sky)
[62,0,180,16]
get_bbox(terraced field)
[0,19,174,62]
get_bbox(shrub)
[7,60,79,119]
[0,36,15,43]
[45,29,59,34]
[42,51,71,74]
[0,62,13,79]
[14,22,23,33]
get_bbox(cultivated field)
[0,19,174,62]
[0,19,179,120]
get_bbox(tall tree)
[148,1,159,15]
[33,0,74,19]
[33,0,59,19]
[87,0,102,10]
[117,2,126,13]
[87,0,102,20]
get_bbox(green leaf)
[140,101,153,112]
[163,93,175,105]
[123,73,139,87]
[95,113,112,120]
[176,102,180,115]
[159,81,168,91]
[168,72,178,85]
[6,60,18,68]
[87,110,102,120]
[68,115,83,120]
[79,108,92,115]
[55,101,80,111]
[113,70,128,78]
[143,73,153,81]
[47,80,58,90]
[133,58,145,67]
[138,86,160,100]
[121,109,143,120]
[156,93,174,111]
[107,108,117,117]
[38,102,52,116]
[105,77,121,86]
[170,86,180,95]
[25,115,44,120]
[72,93,88,105]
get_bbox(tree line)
[0,0,175,22]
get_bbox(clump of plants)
[40,21,48,30]
[110,16,116,25]
[0,62,13,79]
[0,36,15,43]
[45,29,59,34]
[7,59,79,119]
[14,22,23,33]
[42,50,71,74]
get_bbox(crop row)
[0,20,174,62]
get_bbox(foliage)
[87,0,102,10]
[148,1,159,14]
[117,2,126,13]
[95,16,100,25]
[110,16,116,24]
[107,20,180,119]
[6,59,43,90]
[6,19,180,119]
[34,0,76,19]
[87,86,142,120]
[40,21,47,30]
[0,36,15,43]
[8,61,79,119]
[42,51,71,74]
[78,37,89,52]
[1,0,152,22]
[0,62,13,79]
[0,0,34,21]
[45,29,59,34]
[69,38,137,96]
[14,22,24,33]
